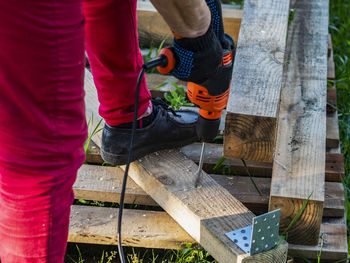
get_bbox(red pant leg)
[83,0,151,126]
[0,0,86,262]
[0,167,77,263]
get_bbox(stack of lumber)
[70,0,347,262]
[82,71,288,262]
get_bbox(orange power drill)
[156,35,235,187]
[156,34,235,143]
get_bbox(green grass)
[329,0,350,255]
[164,83,194,110]
[66,243,215,263]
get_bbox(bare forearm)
[150,0,210,38]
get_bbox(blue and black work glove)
[169,0,235,89]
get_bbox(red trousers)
[0,0,150,261]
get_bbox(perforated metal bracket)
[225,209,281,255]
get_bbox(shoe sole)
[101,137,197,166]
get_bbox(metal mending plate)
[225,209,281,256]
[225,225,252,254]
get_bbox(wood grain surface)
[224,0,291,162]
[125,149,288,263]
[269,0,329,246]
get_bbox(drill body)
[187,34,235,142]
[157,34,235,142]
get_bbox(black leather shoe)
[101,99,199,165]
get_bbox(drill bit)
[194,142,205,188]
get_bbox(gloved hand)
[169,0,235,87]
[170,25,222,84]
[205,0,231,49]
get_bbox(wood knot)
[273,50,285,64]
[157,175,174,185]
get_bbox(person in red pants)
[0,0,228,261]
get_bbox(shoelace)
[152,98,181,117]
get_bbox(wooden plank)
[137,1,242,47]
[85,141,104,164]
[288,217,348,261]
[84,68,104,147]
[69,206,347,261]
[325,152,345,181]
[74,165,344,217]
[327,44,336,80]
[326,112,340,148]
[180,143,344,182]
[327,34,332,58]
[211,175,344,218]
[223,0,291,162]
[69,205,193,249]
[326,86,337,113]
[269,0,329,246]
[125,149,288,263]
[74,165,157,206]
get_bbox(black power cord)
[118,55,168,263]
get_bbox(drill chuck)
[196,115,220,142]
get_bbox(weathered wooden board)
[69,205,193,249]
[180,143,344,182]
[74,164,344,217]
[74,164,157,206]
[68,205,347,261]
[125,149,288,262]
[288,217,348,261]
[327,44,336,80]
[326,86,337,113]
[269,0,329,246]
[137,1,242,47]
[85,141,104,164]
[326,112,340,148]
[223,0,291,162]
[211,175,344,218]
[324,152,345,181]
[84,68,104,147]
[327,34,332,58]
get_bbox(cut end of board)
[269,196,324,246]
[224,114,276,162]
[240,241,288,263]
